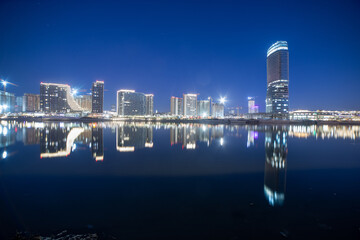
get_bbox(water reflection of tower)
[170,125,183,145]
[116,125,153,152]
[40,125,84,158]
[264,127,288,206]
[91,127,104,161]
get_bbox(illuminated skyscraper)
[92,80,104,113]
[145,94,154,116]
[248,97,259,114]
[116,90,146,116]
[75,94,92,112]
[40,83,82,113]
[211,102,224,118]
[170,97,183,116]
[23,93,40,112]
[197,97,211,118]
[183,93,197,117]
[266,41,289,118]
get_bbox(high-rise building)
[211,102,224,118]
[266,41,289,118]
[75,94,92,112]
[183,94,197,117]
[170,97,183,116]
[145,94,154,116]
[92,80,104,113]
[0,90,15,113]
[116,90,146,116]
[23,94,40,112]
[248,97,259,114]
[197,97,211,118]
[15,96,23,113]
[40,83,82,113]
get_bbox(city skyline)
[0,0,359,112]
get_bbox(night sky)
[0,0,359,112]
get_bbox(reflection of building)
[247,130,258,148]
[23,93,40,112]
[183,94,197,117]
[116,125,153,152]
[40,126,84,158]
[0,125,16,147]
[91,127,104,161]
[92,80,104,113]
[145,94,154,116]
[197,98,211,118]
[75,95,92,112]
[24,128,41,145]
[170,97,183,116]
[211,102,224,118]
[117,90,146,116]
[266,41,289,118]
[40,83,82,113]
[170,124,224,149]
[264,127,288,206]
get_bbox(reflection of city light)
[117,146,135,152]
[72,143,77,151]
[3,127,7,136]
[2,151,7,159]
[220,138,224,146]
[186,143,196,149]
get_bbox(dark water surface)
[0,122,359,239]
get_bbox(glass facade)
[145,94,154,116]
[117,90,146,116]
[92,80,104,113]
[183,94,197,117]
[40,83,82,113]
[266,41,289,118]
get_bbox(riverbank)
[2,115,360,125]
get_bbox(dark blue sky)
[0,0,359,112]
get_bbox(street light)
[219,97,226,104]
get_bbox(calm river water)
[0,121,359,239]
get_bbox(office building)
[248,97,259,114]
[0,90,15,113]
[197,97,211,118]
[183,93,197,117]
[211,102,224,118]
[15,96,23,113]
[23,93,40,112]
[92,80,104,113]
[40,83,83,113]
[145,94,154,116]
[75,94,92,112]
[117,90,146,116]
[266,41,289,118]
[170,97,183,116]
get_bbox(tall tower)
[92,80,104,113]
[183,94,197,117]
[145,94,154,116]
[266,41,289,118]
